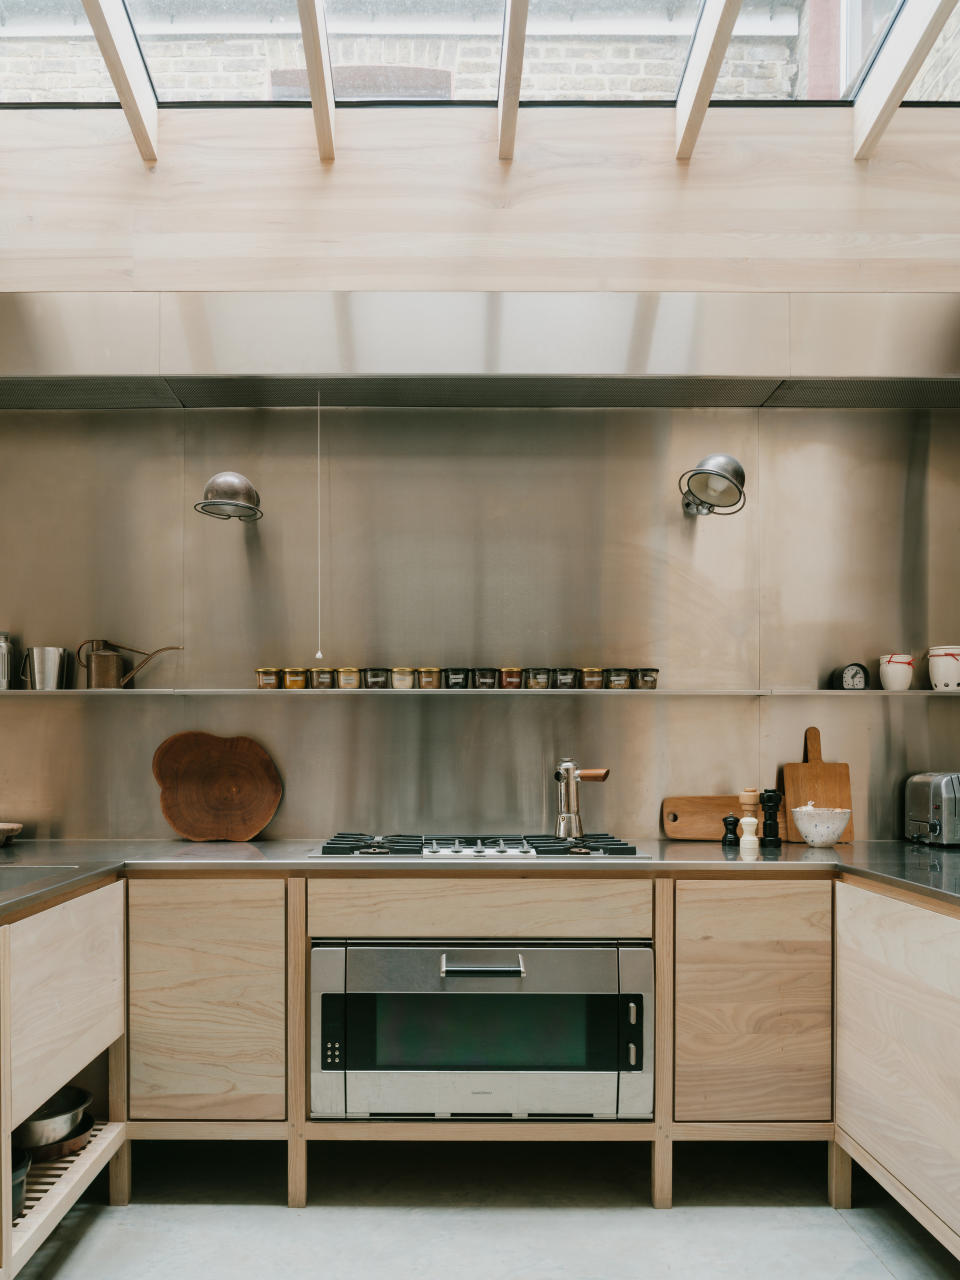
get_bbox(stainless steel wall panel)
[0,410,184,687]
[789,295,960,379]
[0,294,159,377]
[758,409,931,692]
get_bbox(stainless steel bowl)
[194,471,262,522]
[14,1086,93,1148]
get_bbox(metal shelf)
[0,688,955,698]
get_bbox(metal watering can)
[76,639,182,689]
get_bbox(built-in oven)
[310,943,654,1119]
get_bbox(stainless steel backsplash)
[1,405,957,840]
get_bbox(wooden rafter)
[498,0,530,160]
[854,0,959,159]
[675,0,742,160]
[80,0,158,163]
[297,0,336,162]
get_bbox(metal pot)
[14,1085,93,1148]
[76,639,182,690]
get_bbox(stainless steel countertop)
[1,838,958,920]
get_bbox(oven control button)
[627,1002,637,1025]
[628,1043,637,1067]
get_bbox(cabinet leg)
[108,1141,131,1207]
[828,1141,852,1210]
[287,1134,307,1208]
[651,1137,673,1209]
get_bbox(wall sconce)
[194,472,263,522]
[678,454,745,516]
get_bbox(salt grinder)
[760,788,782,849]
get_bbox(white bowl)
[929,647,960,691]
[0,823,22,847]
[879,654,913,691]
[791,805,851,847]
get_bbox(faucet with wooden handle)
[554,758,610,838]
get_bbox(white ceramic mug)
[929,646,960,691]
[879,653,914,691]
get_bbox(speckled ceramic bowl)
[791,805,851,848]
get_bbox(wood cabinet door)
[9,881,125,1128]
[836,882,960,1240]
[128,879,286,1120]
[674,880,832,1122]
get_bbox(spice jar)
[392,667,415,689]
[604,668,632,690]
[418,667,441,689]
[473,668,499,689]
[635,667,659,690]
[524,667,551,690]
[500,667,522,689]
[581,668,603,690]
[554,668,579,689]
[443,667,470,689]
[308,668,334,689]
[282,667,308,689]
[363,668,390,689]
[336,667,361,689]
[255,667,281,689]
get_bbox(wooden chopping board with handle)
[663,796,742,841]
[782,726,853,843]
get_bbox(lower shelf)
[11,1120,124,1277]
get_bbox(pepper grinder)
[760,788,782,850]
[721,813,740,849]
[739,787,760,825]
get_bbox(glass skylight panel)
[905,7,960,101]
[324,0,503,102]
[0,0,118,103]
[519,0,702,102]
[712,0,903,102]
[125,0,308,102]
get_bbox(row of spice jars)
[256,666,659,690]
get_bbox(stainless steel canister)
[21,647,70,690]
[0,633,13,690]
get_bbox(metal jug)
[21,647,70,690]
[76,639,182,690]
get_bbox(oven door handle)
[440,953,526,979]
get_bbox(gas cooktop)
[313,833,640,858]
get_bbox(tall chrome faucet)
[554,758,610,838]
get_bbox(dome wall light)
[679,454,745,517]
[194,472,263,522]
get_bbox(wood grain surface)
[128,879,286,1120]
[307,876,652,938]
[152,731,282,842]
[782,726,854,843]
[5,107,960,294]
[836,882,960,1242]
[662,796,741,841]
[8,883,124,1128]
[675,881,832,1121]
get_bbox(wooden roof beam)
[498,0,530,160]
[854,0,959,159]
[675,0,742,160]
[297,0,336,162]
[80,0,157,163]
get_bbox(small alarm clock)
[830,662,870,690]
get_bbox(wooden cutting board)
[153,731,283,842]
[782,726,853,843]
[662,796,742,841]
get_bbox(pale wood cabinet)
[8,881,125,1127]
[307,876,652,939]
[128,879,286,1121]
[674,881,832,1122]
[836,882,960,1244]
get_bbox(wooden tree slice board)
[153,732,282,842]
[782,726,853,843]
[663,796,742,841]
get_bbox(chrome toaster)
[905,773,960,845]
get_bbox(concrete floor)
[16,1141,960,1280]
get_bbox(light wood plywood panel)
[9,882,124,1128]
[5,107,960,292]
[675,881,832,1122]
[836,881,960,1241]
[129,879,286,1120]
[308,877,652,938]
